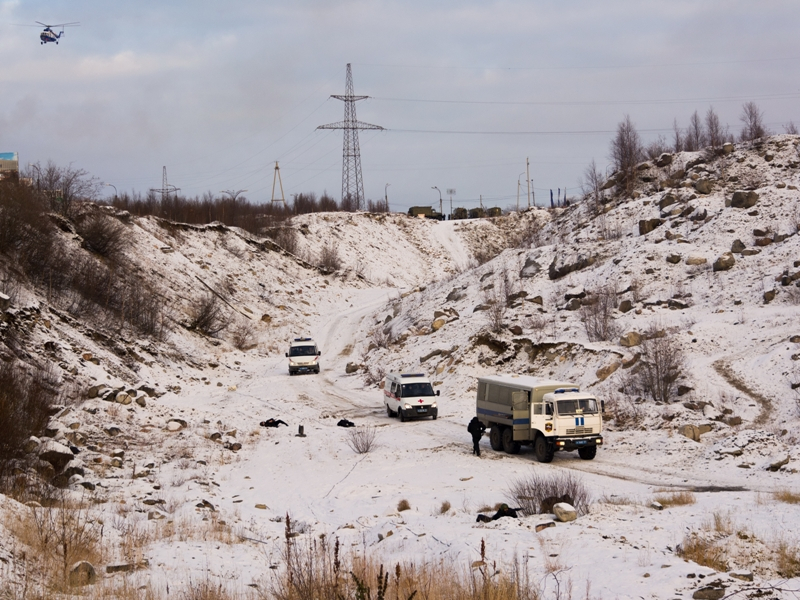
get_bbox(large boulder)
[548,252,596,280]
[520,255,542,278]
[713,253,736,272]
[694,179,713,194]
[638,218,663,235]
[38,440,75,472]
[619,332,642,347]
[553,503,577,522]
[69,561,97,587]
[730,191,759,209]
[678,424,701,442]
[596,362,621,382]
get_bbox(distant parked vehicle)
[476,375,603,462]
[286,338,321,375]
[408,206,445,221]
[384,372,440,421]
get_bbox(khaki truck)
[476,375,603,462]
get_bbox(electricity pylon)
[317,64,383,210]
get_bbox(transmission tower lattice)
[149,166,180,200]
[317,64,383,209]
[271,161,286,208]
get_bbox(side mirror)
[601,400,605,413]
[285,353,288,357]
[436,390,440,396]
[317,351,322,356]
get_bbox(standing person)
[467,416,486,456]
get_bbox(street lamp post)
[220,189,247,226]
[104,183,118,203]
[517,172,526,212]
[431,186,442,217]
[385,183,390,212]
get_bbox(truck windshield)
[556,398,598,415]
[289,346,317,357]
[401,382,435,397]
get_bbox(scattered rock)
[650,501,663,510]
[694,179,712,194]
[767,456,789,472]
[730,191,759,209]
[596,362,621,382]
[553,503,577,522]
[763,289,776,303]
[68,561,97,587]
[345,362,360,374]
[431,318,446,331]
[618,299,633,313]
[666,254,681,264]
[730,239,746,254]
[619,332,642,347]
[685,255,707,266]
[678,424,701,442]
[713,253,735,272]
[535,522,556,532]
[639,218,663,235]
[692,586,724,600]
[728,570,753,582]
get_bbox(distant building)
[0,152,19,180]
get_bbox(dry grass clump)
[269,519,542,600]
[439,500,451,515]
[774,489,800,504]
[677,534,728,572]
[704,510,734,535]
[346,425,378,454]
[776,539,800,578]
[599,494,639,506]
[397,499,411,512]
[653,490,696,507]
[509,470,591,515]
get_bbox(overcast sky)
[1,0,799,211]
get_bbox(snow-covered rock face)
[1,136,800,598]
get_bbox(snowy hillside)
[1,136,800,599]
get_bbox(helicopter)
[37,21,79,44]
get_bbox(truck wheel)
[386,405,395,418]
[578,446,597,460]
[534,435,554,463]
[489,426,503,451]
[502,428,521,454]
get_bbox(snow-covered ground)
[2,136,800,598]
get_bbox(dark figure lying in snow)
[476,504,519,523]
[260,419,288,428]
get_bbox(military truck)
[475,375,603,462]
[408,206,444,220]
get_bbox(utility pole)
[220,189,247,226]
[526,157,531,209]
[317,64,384,209]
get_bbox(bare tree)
[629,324,685,403]
[609,115,643,193]
[581,159,605,213]
[684,111,706,151]
[705,106,728,150]
[672,118,684,152]
[645,135,670,160]
[740,101,769,141]
[580,285,619,342]
[784,121,799,135]
[25,161,101,217]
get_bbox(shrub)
[75,213,127,260]
[397,499,411,512]
[188,292,231,336]
[318,243,341,274]
[508,470,591,516]
[0,360,58,464]
[229,319,257,350]
[346,425,377,454]
[775,489,800,504]
[580,285,619,342]
[777,539,800,578]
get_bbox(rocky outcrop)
[638,218,663,235]
[548,252,596,280]
[619,332,642,347]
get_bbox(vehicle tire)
[489,426,503,451]
[432,413,437,420]
[534,435,555,463]
[502,427,521,454]
[399,409,406,423]
[386,405,394,418]
[578,446,597,460]
[315,367,320,374]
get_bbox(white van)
[384,372,440,422]
[285,338,321,375]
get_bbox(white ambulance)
[285,338,321,375]
[384,372,440,422]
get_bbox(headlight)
[404,404,411,409]
[431,403,437,408]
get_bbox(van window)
[401,382,435,397]
[486,384,514,405]
[289,345,317,357]
[532,402,543,415]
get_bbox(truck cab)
[286,338,321,375]
[384,372,440,422]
